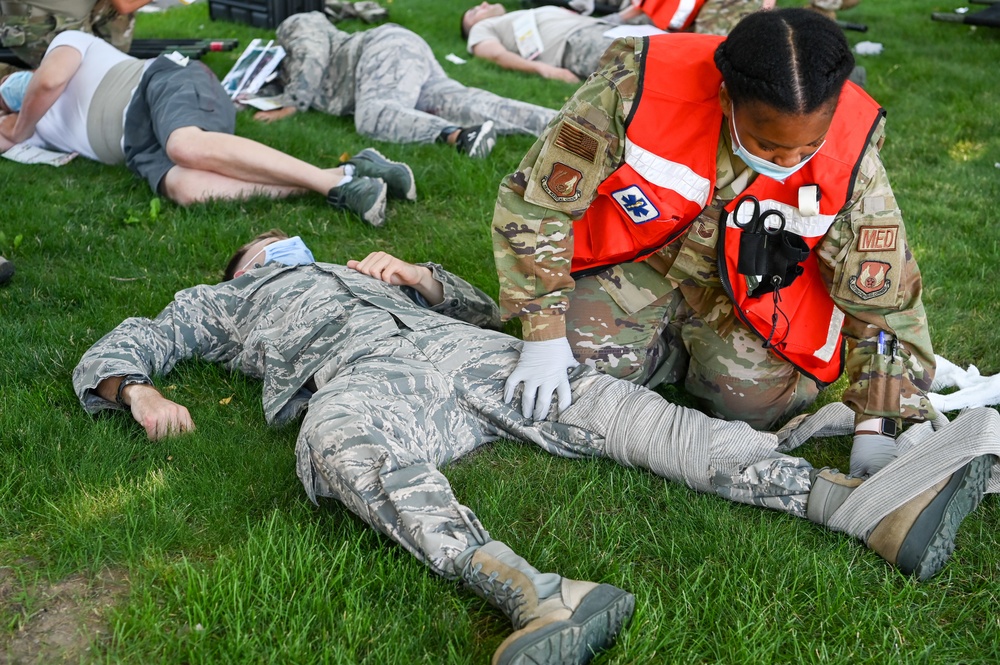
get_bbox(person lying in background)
[0,30,413,226]
[256,12,559,159]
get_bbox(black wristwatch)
[116,374,152,408]
[856,417,898,438]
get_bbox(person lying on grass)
[0,31,413,227]
[255,12,559,159]
[73,232,994,663]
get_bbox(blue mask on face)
[730,112,824,183]
[0,71,32,112]
[239,236,315,274]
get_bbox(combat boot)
[342,148,416,201]
[807,455,993,580]
[459,541,634,665]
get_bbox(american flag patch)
[554,122,599,162]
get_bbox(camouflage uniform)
[276,13,556,144]
[73,260,819,579]
[690,0,770,36]
[492,37,938,430]
[0,0,134,68]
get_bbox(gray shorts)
[123,56,236,194]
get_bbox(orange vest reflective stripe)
[571,34,884,385]
[638,0,709,31]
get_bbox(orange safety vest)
[637,0,709,31]
[570,33,884,385]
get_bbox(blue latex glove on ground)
[503,338,579,420]
[849,433,898,477]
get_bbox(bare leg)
[164,127,346,196]
[161,166,309,206]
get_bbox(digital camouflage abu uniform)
[0,0,134,68]
[492,37,937,430]
[275,12,556,144]
[73,260,831,580]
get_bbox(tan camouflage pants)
[566,261,819,429]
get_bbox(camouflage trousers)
[565,261,819,429]
[353,27,556,143]
[562,23,614,79]
[294,325,815,581]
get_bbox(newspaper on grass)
[220,39,286,102]
[2,143,77,166]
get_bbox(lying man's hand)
[537,64,580,84]
[347,251,444,305]
[126,384,196,441]
[253,107,297,123]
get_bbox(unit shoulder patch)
[848,260,892,300]
[540,162,583,202]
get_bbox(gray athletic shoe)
[327,176,387,227]
[0,255,13,286]
[344,148,416,201]
[456,120,497,159]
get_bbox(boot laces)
[465,562,528,626]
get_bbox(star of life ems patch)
[611,185,660,224]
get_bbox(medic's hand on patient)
[849,432,898,478]
[504,337,579,420]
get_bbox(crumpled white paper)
[854,41,884,56]
[928,354,1000,411]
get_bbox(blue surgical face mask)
[730,111,825,183]
[0,71,32,112]
[238,236,315,274]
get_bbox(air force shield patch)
[611,185,660,224]
[541,162,583,202]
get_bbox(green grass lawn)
[2,0,1000,662]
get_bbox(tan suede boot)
[808,455,993,580]
[460,541,634,665]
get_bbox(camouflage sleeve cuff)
[419,263,502,330]
[521,312,567,341]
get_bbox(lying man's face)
[463,2,506,32]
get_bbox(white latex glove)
[849,433,898,478]
[504,338,579,420]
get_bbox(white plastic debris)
[445,53,467,65]
[854,41,884,56]
[956,6,969,13]
[928,354,1000,411]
